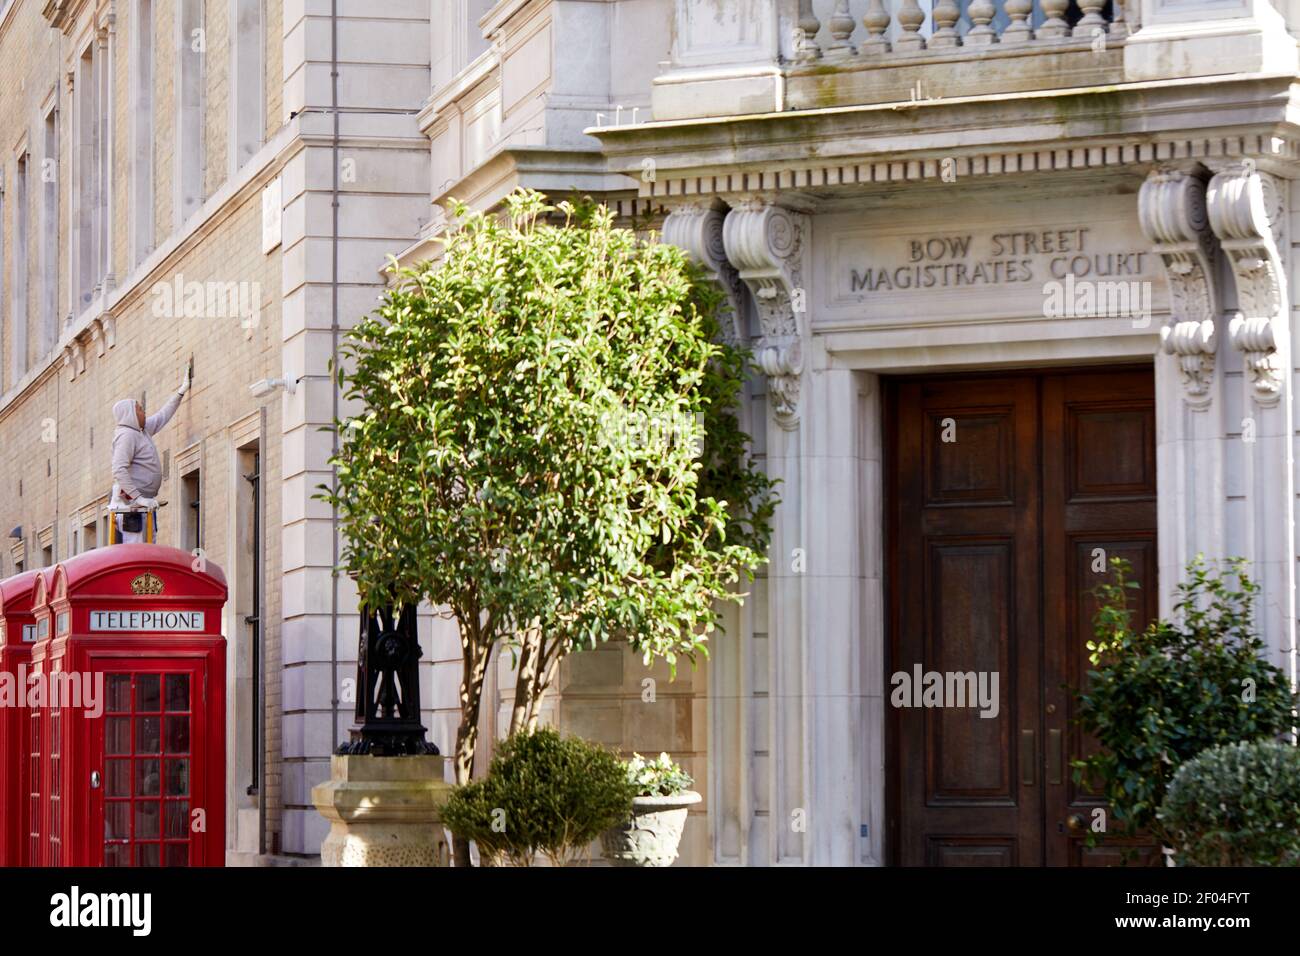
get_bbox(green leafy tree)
[323,189,774,863]
[1074,556,1297,850]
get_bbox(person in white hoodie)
[110,366,191,543]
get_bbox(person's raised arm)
[145,366,191,435]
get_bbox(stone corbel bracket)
[722,200,808,430]
[1208,163,1287,405]
[661,201,747,346]
[1138,164,1219,405]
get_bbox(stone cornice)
[591,74,1300,198]
[430,145,629,217]
[421,48,500,133]
[42,0,98,33]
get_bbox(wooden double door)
[886,369,1158,866]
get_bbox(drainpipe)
[257,406,267,855]
[329,0,342,752]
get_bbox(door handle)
[90,770,101,790]
[1066,813,1086,833]
[1047,728,1063,785]
[1020,729,1035,786]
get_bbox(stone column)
[724,199,809,864]
[720,199,866,865]
[662,201,752,864]
[1139,163,1227,617]
[1207,163,1297,677]
[279,1,435,856]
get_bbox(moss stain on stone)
[1052,88,1127,137]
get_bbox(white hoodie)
[111,392,182,501]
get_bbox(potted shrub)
[441,727,635,866]
[1159,740,1300,866]
[601,752,701,867]
[1074,556,1298,858]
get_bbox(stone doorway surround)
[623,96,1300,864]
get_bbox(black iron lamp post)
[338,603,439,756]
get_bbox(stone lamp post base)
[312,754,453,866]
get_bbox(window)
[0,166,5,394]
[175,0,205,226]
[41,102,59,351]
[82,517,98,553]
[180,469,201,552]
[97,28,111,289]
[236,442,261,800]
[12,149,29,381]
[230,0,264,174]
[74,42,100,308]
[131,0,154,265]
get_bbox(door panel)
[92,661,206,867]
[892,376,1042,867]
[1041,371,1157,865]
[889,368,1157,866]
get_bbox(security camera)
[248,376,297,398]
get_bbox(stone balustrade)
[792,0,1125,61]
[648,0,1297,119]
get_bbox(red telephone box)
[0,570,45,866]
[31,545,227,867]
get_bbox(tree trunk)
[524,643,564,732]
[509,632,566,734]
[452,620,492,867]
[508,625,542,736]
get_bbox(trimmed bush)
[441,727,635,867]
[1159,740,1300,866]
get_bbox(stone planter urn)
[601,791,701,866]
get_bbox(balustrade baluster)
[824,0,857,59]
[1112,1,1130,37]
[930,0,962,49]
[965,0,997,46]
[860,0,890,54]
[894,0,926,51]
[1002,0,1034,43]
[1039,0,1072,38]
[795,0,822,62]
[1078,0,1108,34]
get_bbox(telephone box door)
[91,660,208,867]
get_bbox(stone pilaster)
[278,0,434,856]
[1140,163,1229,618]
[1206,161,1296,676]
